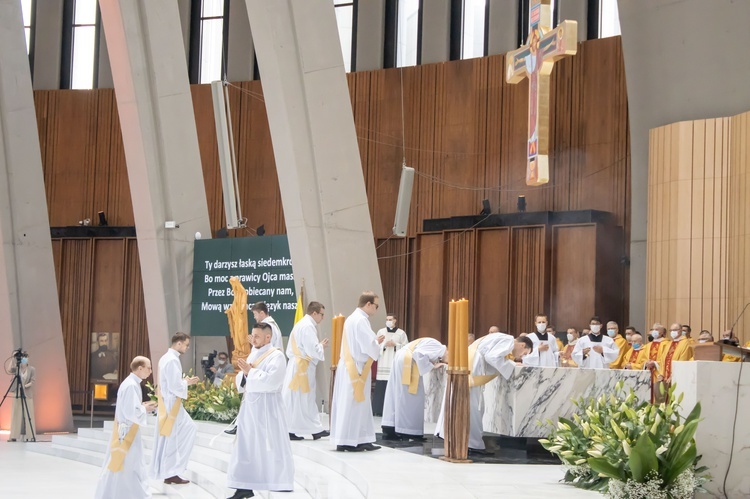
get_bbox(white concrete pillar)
[558,0,587,42]
[31,0,64,89]
[0,0,73,433]
[226,0,254,81]
[244,0,387,402]
[420,0,450,64]
[356,0,385,71]
[99,0,212,368]
[487,0,519,54]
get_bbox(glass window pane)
[202,0,224,18]
[397,0,419,67]
[200,18,224,84]
[25,28,31,54]
[600,0,621,38]
[461,0,486,59]
[22,0,33,27]
[74,0,97,26]
[335,5,353,72]
[71,25,96,89]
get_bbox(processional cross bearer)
[506,0,577,186]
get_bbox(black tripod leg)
[20,389,35,442]
[0,375,18,409]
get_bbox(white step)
[29,423,362,499]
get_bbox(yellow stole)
[342,330,373,403]
[468,336,500,388]
[288,335,313,393]
[107,419,139,472]
[400,338,427,394]
[157,388,183,437]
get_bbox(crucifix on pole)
[506,0,577,186]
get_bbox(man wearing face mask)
[522,314,559,367]
[373,314,408,416]
[681,324,695,347]
[637,324,669,398]
[572,316,619,369]
[658,323,694,385]
[607,322,631,369]
[210,352,235,387]
[622,333,645,370]
[624,326,637,345]
[559,328,579,368]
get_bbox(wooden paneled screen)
[36,37,630,388]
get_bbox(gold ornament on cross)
[505,0,577,186]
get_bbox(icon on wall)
[90,332,120,383]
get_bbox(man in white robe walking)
[330,291,385,452]
[252,301,284,351]
[95,356,157,499]
[436,332,533,453]
[572,316,620,368]
[283,301,330,440]
[382,337,446,441]
[522,313,559,367]
[150,333,200,484]
[227,322,294,499]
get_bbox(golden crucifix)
[506,0,577,186]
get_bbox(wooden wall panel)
[414,233,445,342]
[120,240,150,378]
[728,110,750,345]
[90,239,125,332]
[475,228,511,334]
[551,225,597,331]
[509,226,547,335]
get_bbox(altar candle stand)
[440,298,472,463]
[329,315,345,425]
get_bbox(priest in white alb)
[283,301,330,440]
[522,314,559,367]
[227,322,294,499]
[572,316,620,368]
[330,291,385,452]
[436,332,533,453]
[382,337,446,441]
[150,333,200,484]
[95,356,157,499]
[252,301,284,352]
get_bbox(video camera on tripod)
[201,350,218,381]
[1,348,35,442]
[13,349,28,363]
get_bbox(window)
[21,0,35,55]
[189,0,229,84]
[396,0,420,67]
[334,0,355,72]
[461,0,486,59]
[599,0,621,38]
[70,0,99,89]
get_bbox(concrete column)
[177,0,192,67]
[617,0,750,330]
[99,0,213,370]
[420,0,450,64]
[0,0,73,433]
[355,0,385,71]
[31,0,64,90]
[226,0,254,82]
[244,0,387,403]
[487,0,518,54]
[97,24,114,88]
[558,0,587,43]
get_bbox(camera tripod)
[0,356,36,442]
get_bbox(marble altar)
[672,361,750,498]
[423,366,651,437]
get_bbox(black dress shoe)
[227,489,254,499]
[224,426,237,435]
[468,447,492,456]
[164,475,190,484]
[289,433,304,441]
[357,442,381,451]
[311,430,330,440]
[336,445,363,452]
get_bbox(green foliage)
[540,381,710,498]
[146,376,242,423]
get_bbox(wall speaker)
[392,166,415,237]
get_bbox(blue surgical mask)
[607,329,616,337]
[21,358,28,365]
[632,343,641,350]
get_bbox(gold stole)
[107,419,139,472]
[288,336,313,393]
[400,338,427,394]
[468,336,499,388]
[157,388,183,437]
[342,330,373,403]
